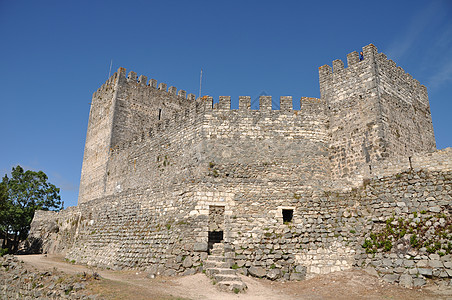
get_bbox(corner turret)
[320,44,436,178]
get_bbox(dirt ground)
[17,254,452,300]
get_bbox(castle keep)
[28,44,452,288]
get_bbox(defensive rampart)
[26,44,451,287]
[28,148,452,284]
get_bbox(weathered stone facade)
[27,44,452,286]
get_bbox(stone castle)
[27,44,452,289]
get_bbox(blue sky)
[1,0,451,208]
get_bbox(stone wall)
[375,52,436,156]
[0,255,97,299]
[354,147,452,184]
[224,167,452,283]
[200,95,330,184]
[28,155,452,285]
[78,74,117,203]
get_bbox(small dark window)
[282,209,293,223]
[158,108,162,120]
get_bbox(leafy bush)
[362,213,452,255]
[0,248,8,256]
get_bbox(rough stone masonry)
[24,44,452,287]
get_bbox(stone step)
[211,245,224,255]
[204,260,230,268]
[214,273,240,282]
[217,280,247,292]
[212,242,224,249]
[206,255,224,262]
[211,249,224,256]
[206,268,236,276]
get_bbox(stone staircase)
[203,242,247,293]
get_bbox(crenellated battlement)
[93,67,197,101]
[319,44,378,81]
[319,44,428,106]
[204,95,324,113]
[108,94,327,156]
[118,67,197,100]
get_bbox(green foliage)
[0,166,62,252]
[0,248,8,256]
[231,264,239,270]
[410,234,419,248]
[362,239,374,253]
[65,286,73,295]
[363,213,452,255]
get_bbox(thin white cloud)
[428,58,452,88]
[387,2,441,61]
[387,1,452,91]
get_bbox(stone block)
[382,274,399,284]
[413,278,426,287]
[182,256,193,268]
[416,260,429,267]
[403,260,415,267]
[193,243,207,252]
[267,269,281,280]
[429,254,440,260]
[295,265,307,275]
[382,259,393,268]
[248,266,266,278]
[290,272,305,281]
[399,274,413,288]
[428,260,443,268]
[364,267,379,277]
[418,268,433,277]
[429,206,441,213]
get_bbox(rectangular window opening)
[282,209,293,224]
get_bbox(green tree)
[0,180,10,251]
[1,165,62,252]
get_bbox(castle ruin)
[27,44,452,289]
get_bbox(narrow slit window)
[158,108,162,120]
[282,209,293,223]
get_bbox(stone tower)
[78,68,195,204]
[319,44,436,178]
